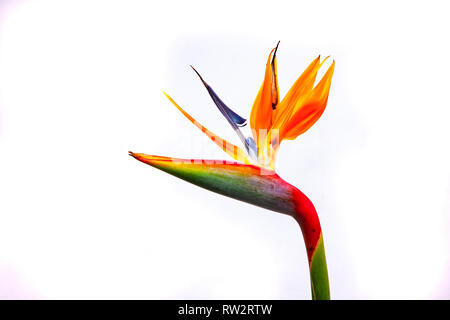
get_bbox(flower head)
[163,42,334,170]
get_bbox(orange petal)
[271,41,280,109]
[281,60,335,140]
[271,56,322,131]
[249,46,278,146]
[163,92,251,164]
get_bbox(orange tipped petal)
[163,92,251,164]
[281,60,335,140]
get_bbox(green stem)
[309,233,330,300]
[292,205,330,300]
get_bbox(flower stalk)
[129,153,330,299]
[130,43,334,299]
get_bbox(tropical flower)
[130,42,335,300]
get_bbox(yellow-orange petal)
[271,56,322,131]
[163,92,251,164]
[281,60,335,140]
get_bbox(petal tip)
[273,41,280,57]
[190,65,207,85]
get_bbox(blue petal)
[245,137,258,161]
[191,66,247,127]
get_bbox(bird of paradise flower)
[130,42,335,300]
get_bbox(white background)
[0,0,449,299]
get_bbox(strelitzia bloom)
[130,42,335,300]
